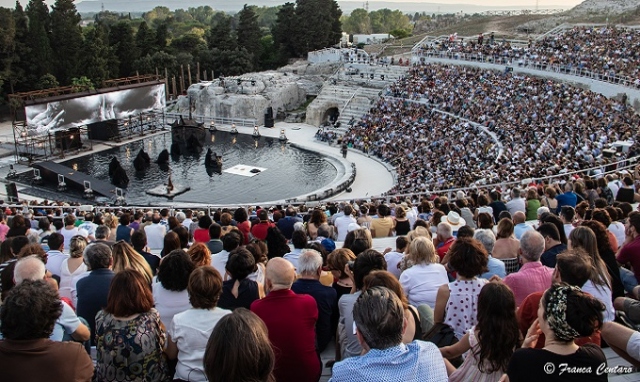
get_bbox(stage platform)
[32,161,120,199]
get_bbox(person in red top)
[251,257,320,382]
[616,211,640,291]
[518,250,601,348]
[250,210,275,241]
[434,222,455,261]
[193,215,212,243]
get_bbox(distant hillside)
[75,0,572,15]
[568,0,640,16]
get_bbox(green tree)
[80,26,111,85]
[154,22,168,51]
[134,51,178,77]
[50,0,83,84]
[236,4,262,70]
[11,1,30,91]
[36,73,59,89]
[136,21,156,57]
[71,76,94,91]
[25,0,53,79]
[206,15,236,51]
[341,8,371,34]
[109,21,138,77]
[294,0,342,55]
[0,7,16,100]
[271,2,296,62]
[170,33,206,55]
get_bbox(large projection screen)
[25,83,166,135]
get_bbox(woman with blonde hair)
[112,241,154,284]
[103,213,118,242]
[399,237,448,309]
[327,248,356,300]
[187,242,211,267]
[59,235,88,301]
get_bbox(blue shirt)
[330,341,448,382]
[481,255,507,279]
[555,191,577,213]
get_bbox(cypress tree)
[50,0,83,84]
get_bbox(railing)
[164,112,257,128]
[413,50,640,89]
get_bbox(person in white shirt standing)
[334,205,357,242]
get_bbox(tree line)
[0,0,343,106]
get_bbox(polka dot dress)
[444,278,488,339]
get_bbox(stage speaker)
[88,120,119,141]
[5,182,18,203]
[264,115,274,128]
[55,128,82,150]
[266,107,273,116]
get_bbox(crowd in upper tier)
[416,26,640,85]
[342,62,640,195]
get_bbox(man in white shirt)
[334,205,357,242]
[559,206,575,239]
[44,233,68,277]
[607,174,621,200]
[211,232,242,279]
[144,213,167,250]
[384,236,408,279]
[284,230,307,271]
[506,188,526,216]
[77,213,98,241]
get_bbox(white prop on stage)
[146,183,191,198]
[223,164,267,177]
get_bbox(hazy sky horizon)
[0,0,585,11]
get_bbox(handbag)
[423,322,463,367]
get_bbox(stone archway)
[322,107,340,125]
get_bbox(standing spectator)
[0,280,94,381]
[331,287,448,382]
[131,230,160,276]
[291,249,338,353]
[115,213,134,243]
[502,231,553,307]
[144,213,167,250]
[152,250,194,329]
[165,266,231,382]
[75,243,115,346]
[251,210,275,241]
[95,269,169,382]
[251,258,320,382]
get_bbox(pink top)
[503,262,554,307]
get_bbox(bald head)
[513,211,526,224]
[266,257,296,291]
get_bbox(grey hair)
[83,243,112,270]
[297,249,323,275]
[353,286,404,350]
[175,212,186,223]
[95,225,111,240]
[437,222,453,239]
[14,255,46,284]
[474,229,496,254]
[520,230,546,262]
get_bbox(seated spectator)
[519,250,601,348]
[115,213,134,243]
[291,249,338,353]
[206,222,223,254]
[245,241,267,284]
[559,206,576,238]
[506,284,606,381]
[567,226,615,322]
[75,243,114,346]
[343,227,373,256]
[434,222,455,261]
[537,223,566,268]
[93,225,116,247]
[338,249,387,359]
[441,282,520,381]
[187,242,211,268]
[579,220,625,300]
[399,237,448,309]
[363,270,423,343]
[95,269,169,381]
[493,218,520,274]
[160,231,181,258]
[331,286,448,381]
[193,214,212,243]
[435,237,489,339]
[211,230,242,278]
[327,248,356,301]
[152,250,195,328]
[45,232,67,277]
[474,229,506,279]
[602,321,640,367]
[277,207,302,240]
[284,229,307,270]
[370,204,395,238]
[111,240,154,284]
[513,211,533,240]
[203,308,275,382]
[251,258,320,382]
[384,236,409,279]
[265,226,290,259]
[166,266,231,382]
[218,248,263,311]
[144,213,166,250]
[502,231,552,306]
[59,235,88,301]
[251,210,274,241]
[0,280,93,381]
[131,230,160,275]
[616,211,640,293]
